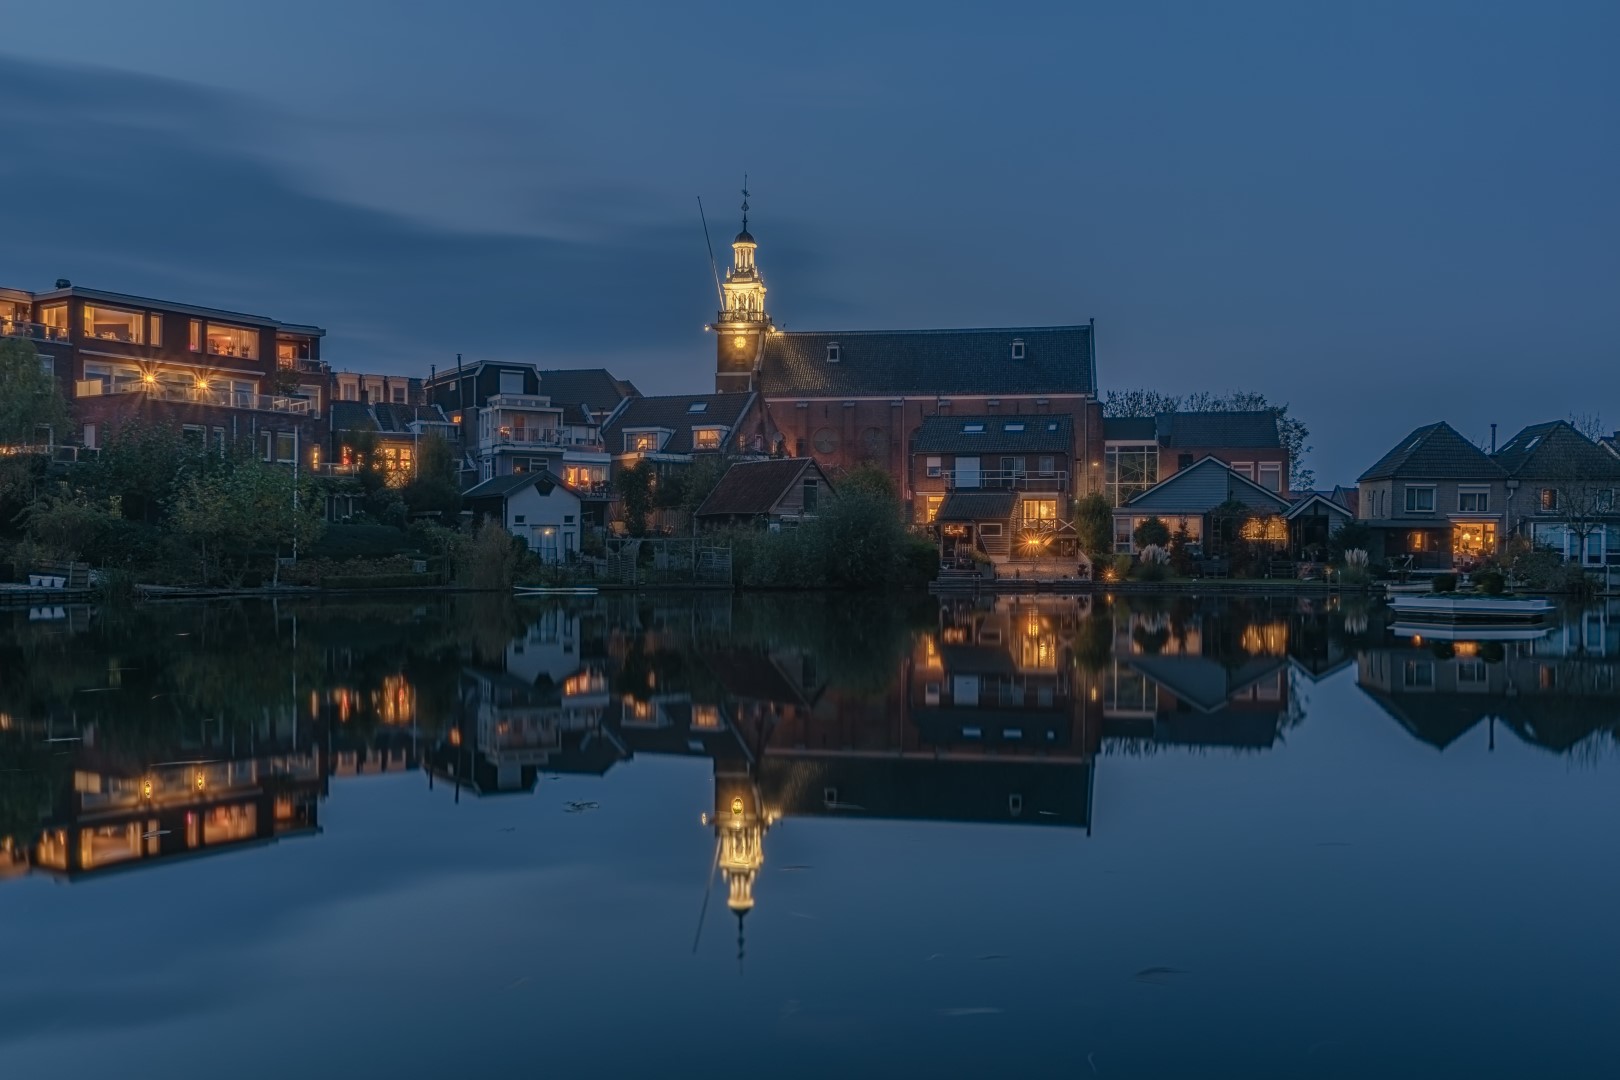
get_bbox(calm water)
[1,593,1617,1079]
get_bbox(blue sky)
[0,0,1615,481]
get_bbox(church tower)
[713,181,772,393]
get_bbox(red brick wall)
[761,395,1103,510]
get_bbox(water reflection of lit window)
[1239,622,1289,656]
[692,705,722,730]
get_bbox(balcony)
[565,479,613,499]
[76,380,315,416]
[485,431,602,450]
[942,469,1069,492]
[2,318,71,343]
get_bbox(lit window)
[924,495,943,522]
[627,431,661,452]
[82,305,145,344]
[189,319,202,352]
[39,304,68,336]
[1011,338,1025,360]
[149,314,163,347]
[692,428,722,450]
[205,323,259,360]
[826,342,840,363]
[1539,488,1558,512]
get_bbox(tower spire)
[741,173,749,233]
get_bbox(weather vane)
[741,173,749,230]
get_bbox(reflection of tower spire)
[737,911,746,975]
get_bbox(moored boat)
[1387,595,1554,622]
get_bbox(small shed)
[694,458,835,529]
[463,471,583,563]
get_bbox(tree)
[1102,388,1314,491]
[1132,516,1170,549]
[80,420,206,525]
[401,433,461,519]
[0,338,68,447]
[0,338,70,507]
[172,455,325,583]
[838,463,897,501]
[24,488,125,563]
[1073,493,1114,557]
[615,461,654,537]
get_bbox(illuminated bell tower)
[713,180,772,394]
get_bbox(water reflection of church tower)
[712,769,771,965]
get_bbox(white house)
[463,471,583,563]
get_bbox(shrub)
[1073,494,1114,557]
[1342,548,1369,569]
[1132,558,1168,582]
[1431,573,1458,593]
[457,519,523,590]
[1133,516,1171,550]
[307,524,415,560]
[1474,570,1505,595]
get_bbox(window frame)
[1457,486,1490,513]
[1404,485,1437,513]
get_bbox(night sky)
[1,1,1614,482]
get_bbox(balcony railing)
[566,480,613,498]
[942,469,1069,492]
[486,431,603,450]
[0,444,100,464]
[76,380,314,416]
[2,318,71,343]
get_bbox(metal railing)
[0,444,100,463]
[486,431,603,450]
[1,318,71,343]
[942,469,1069,492]
[566,480,613,498]
[76,380,315,415]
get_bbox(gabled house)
[1355,421,1506,570]
[1112,455,1292,553]
[462,471,582,563]
[1492,421,1620,566]
[1284,491,1356,559]
[694,457,835,529]
[1102,411,1288,506]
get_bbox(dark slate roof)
[912,414,1072,454]
[537,368,639,412]
[1357,422,1504,483]
[936,490,1018,522]
[696,458,820,518]
[1284,492,1356,521]
[329,401,376,432]
[602,393,756,455]
[1492,421,1620,480]
[1103,417,1157,441]
[758,325,1095,397]
[1156,411,1280,449]
[372,403,449,432]
[463,471,563,499]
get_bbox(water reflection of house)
[27,753,322,880]
[1098,606,1292,751]
[428,609,614,796]
[1357,610,1620,753]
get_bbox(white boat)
[1387,595,1554,622]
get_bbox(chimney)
[1490,424,1497,453]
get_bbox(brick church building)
[706,201,1104,518]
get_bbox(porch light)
[141,778,154,800]
[141,372,156,385]
[195,377,210,390]
[731,797,744,817]
[194,771,206,793]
